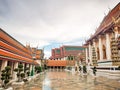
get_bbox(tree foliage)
[1,66,11,89]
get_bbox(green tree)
[24,67,30,77]
[1,66,11,89]
[35,66,42,73]
[14,64,25,82]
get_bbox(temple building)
[49,46,86,70]
[26,46,44,65]
[85,3,120,69]
[30,48,44,60]
[50,45,85,60]
[0,28,39,79]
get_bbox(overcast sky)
[0,0,119,58]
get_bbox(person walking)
[93,66,97,76]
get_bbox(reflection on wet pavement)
[24,71,120,90]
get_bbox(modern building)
[0,28,39,80]
[50,45,86,60]
[85,3,120,69]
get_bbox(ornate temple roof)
[0,28,39,65]
[86,3,120,44]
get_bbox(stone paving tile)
[21,71,120,90]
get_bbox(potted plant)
[24,67,30,77]
[35,66,42,73]
[23,67,30,82]
[35,66,38,73]
[37,66,42,73]
[1,66,11,89]
[14,64,24,82]
[12,64,25,89]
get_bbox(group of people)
[75,66,97,76]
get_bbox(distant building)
[26,46,44,65]
[46,60,66,67]
[50,45,85,60]
[31,48,44,60]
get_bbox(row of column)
[1,60,33,80]
[48,66,65,71]
[86,33,112,65]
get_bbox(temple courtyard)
[0,1,120,90]
[15,70,120,90]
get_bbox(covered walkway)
[46,60,66,71]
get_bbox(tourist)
[93,66,97,76]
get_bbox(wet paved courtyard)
[22,71,120,90]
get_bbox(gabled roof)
[0,49,38,65]
[0,28,27,50]
[86,3,120,43]
[0,28,31,54]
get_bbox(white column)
[98,35,103,60]
[13,62,18,80]
[11,62,14,76]
[26,64,29,68]
[1,60,8,71]
[106,33,111,60]
[93,39,99,60]
[30,64,32,72]
[114,26,119,39]
[88,42,92,65]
